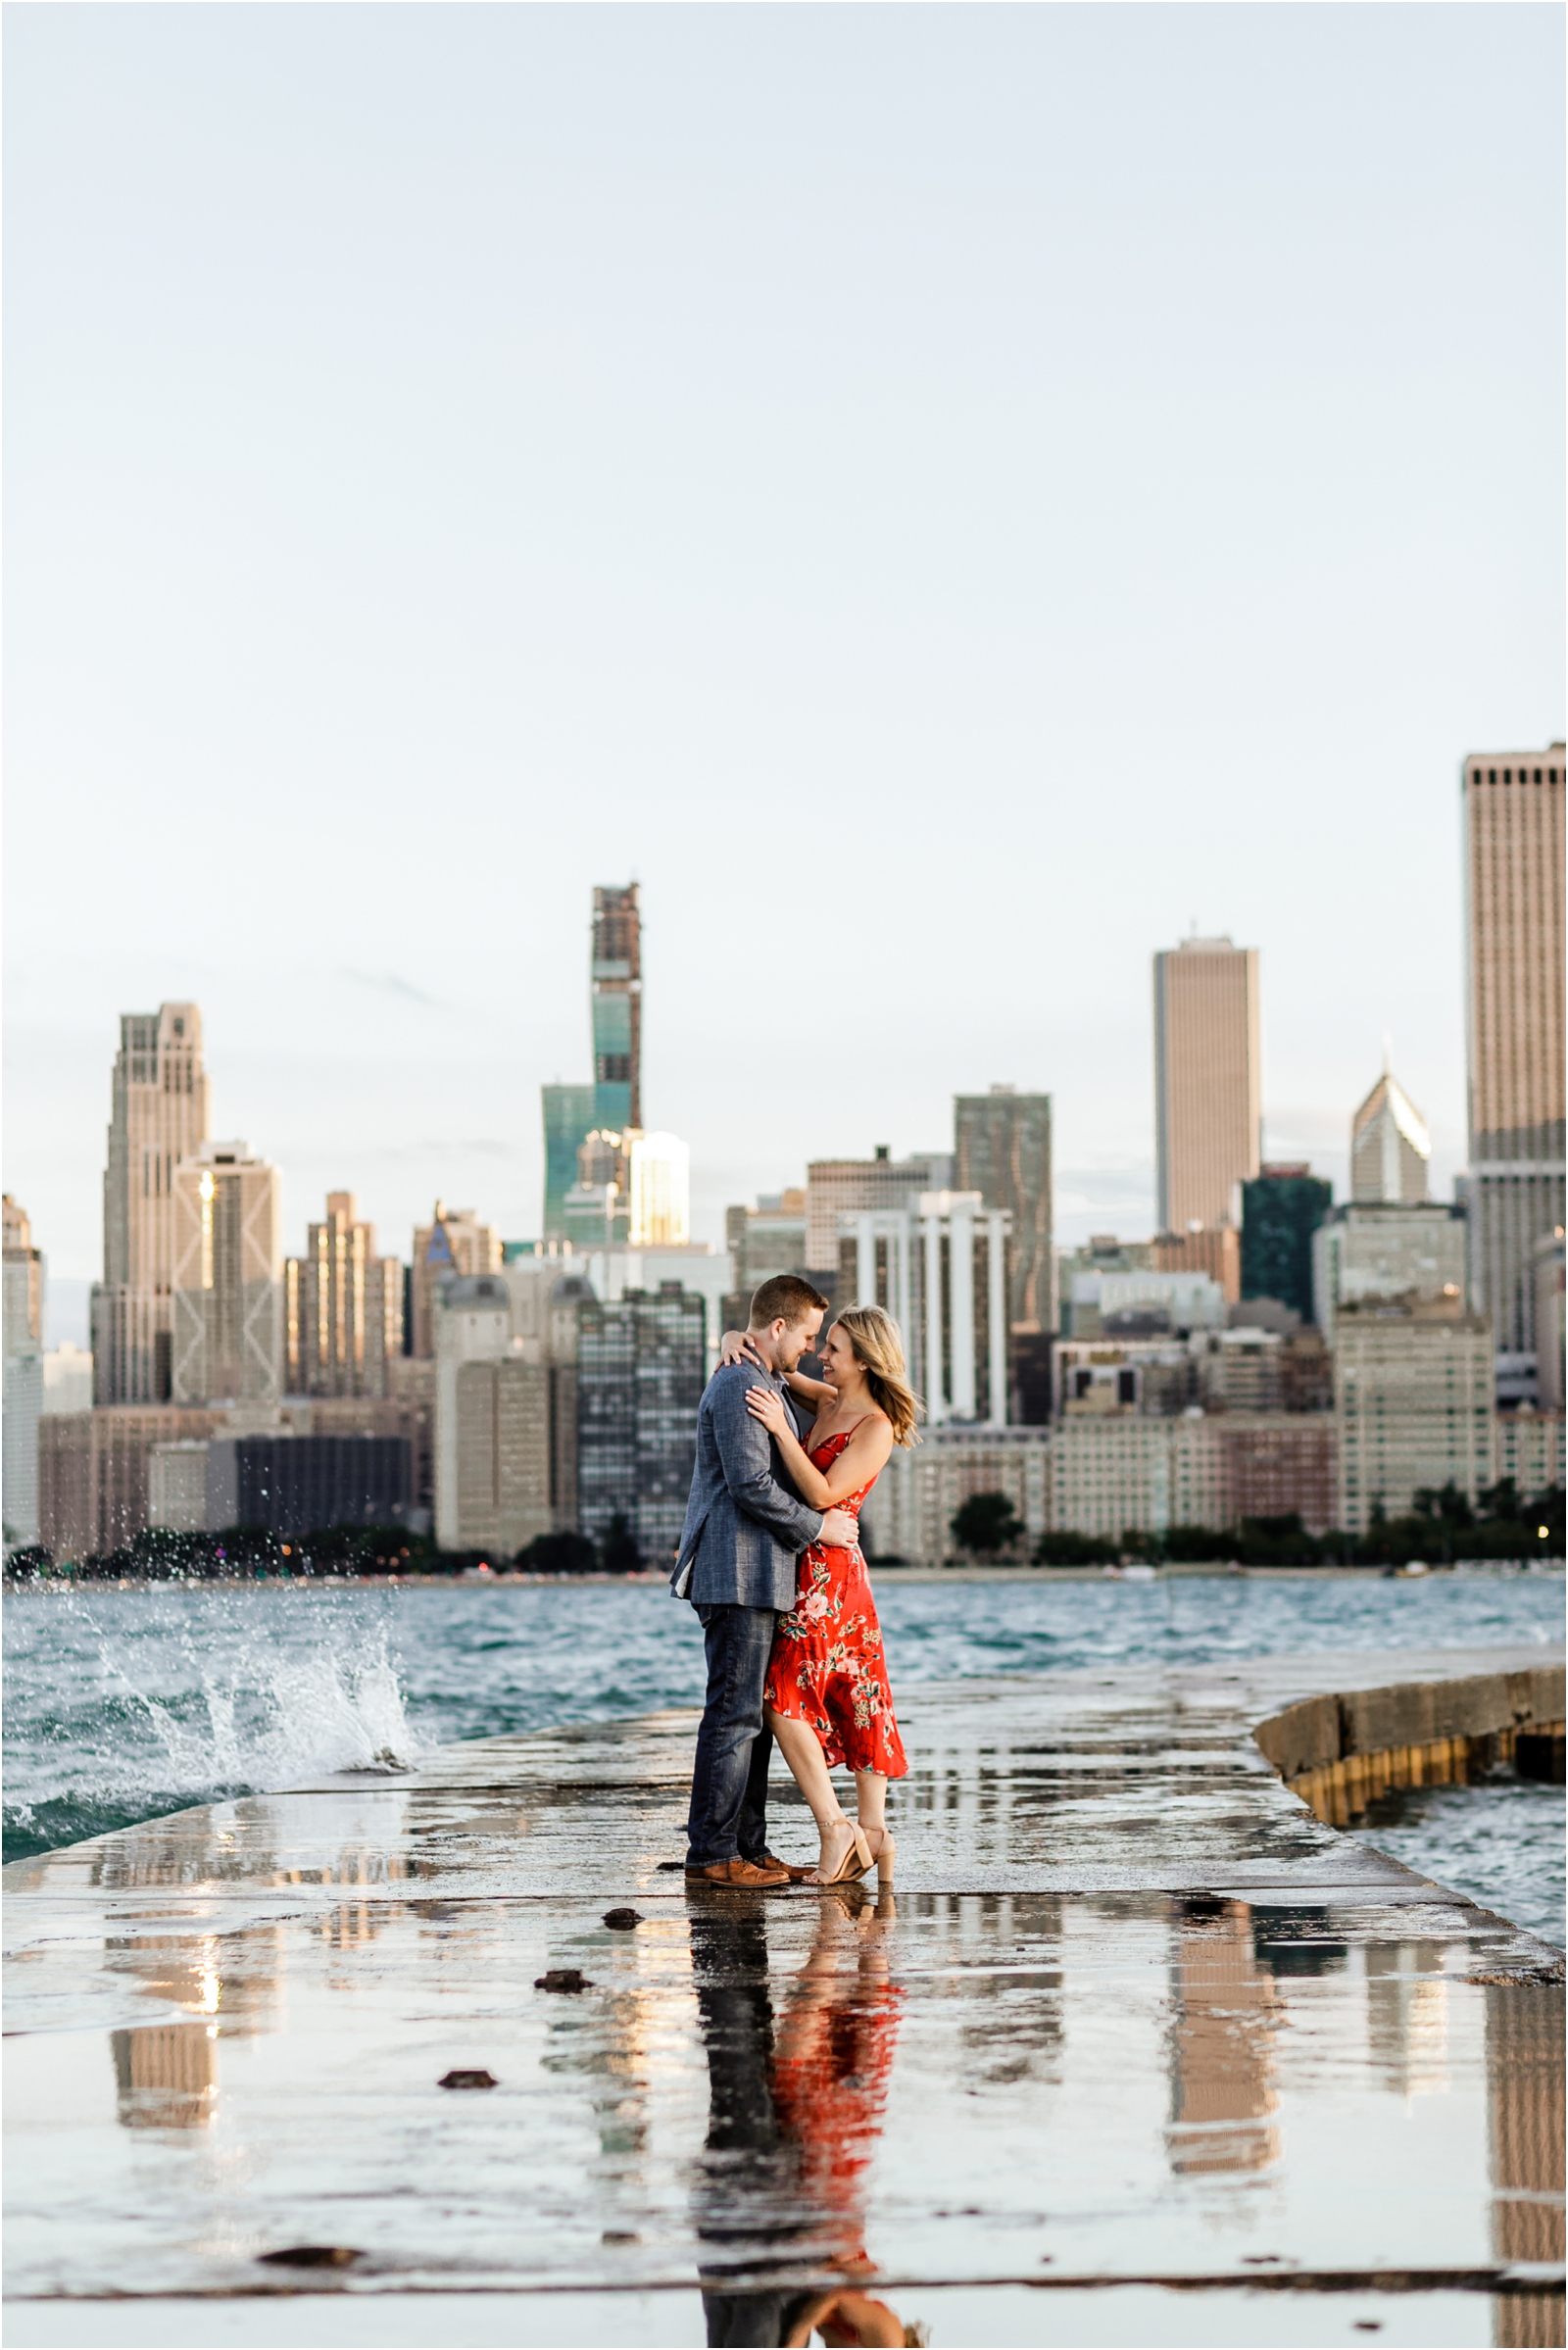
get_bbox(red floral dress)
[763,1430,907,1779]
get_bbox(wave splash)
[3,1585,423,1861]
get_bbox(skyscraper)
[92,1004,209,1402]
[284,1193,405,1397]
[4,1196,44,1546]
[411,1203,502,1358]
[955,1088,1054,1422]
[1152,939,1260,1235]
[1351,1068,1430,1203]
[170,1141,284,1403]
[1462,749,1566,1359]
[592,884,642,1132]
[955,1088,1054,1332]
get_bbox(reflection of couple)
[671,1278,918,1888]
[694,1889,918,2350]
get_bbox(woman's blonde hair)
[834,1304,922,1447]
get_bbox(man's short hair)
[749,1274,829,1331]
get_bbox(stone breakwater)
[3,1646,1564,2350]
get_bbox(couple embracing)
[670,1274,918,1890]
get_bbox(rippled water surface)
[5,1571,1562,1934]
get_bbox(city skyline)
[13,799,1560,1350]
[5,8,1562,1326]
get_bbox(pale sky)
[5,3,1563,1344]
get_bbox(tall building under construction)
[591,884,642,1133]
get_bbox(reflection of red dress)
[771,1974,904,2242]
[763,1431,908,1780]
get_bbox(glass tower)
[542,1084,596,1241]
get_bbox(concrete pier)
[4,1646,1564,2349]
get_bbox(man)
[672,1274,858,1888]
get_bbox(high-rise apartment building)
[284,1193,405,1397]
[1351,1070,1430,1203]
[1462,749,1565,1360]
[592,884,642,1133]
[576,1283,706,1559]
[1152,938,1261,1234]
[3,1196,45,1546]
[1334,1299,1493,1533]
[836,1193,1010,1426]
[805,1148,951,1272]
[1240,1166,1333,1322]
[431,1264,587,1551]
[1311,1201,1467,1345]
[410,1203,501,1358]
[91,1004,209,1403]
[868,1426,1051,1564]
[171,1142,284,1403]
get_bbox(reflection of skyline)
[692,1891,916,2350]
[1486,1982,1564,2350]
[1365,1943,1448,2099]
[1166,1898,1279,2178]
[113,2021,219,2130]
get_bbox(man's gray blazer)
[670,1362,824,1612]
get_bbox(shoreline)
[6,1560,1562,1592]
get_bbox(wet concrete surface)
[4,1648,1563,2348]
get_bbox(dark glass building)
[206,1434,413,1535]
[576,1283,706,1563]
[1240,1166,1333,1323]
[955,1088,1054,1422]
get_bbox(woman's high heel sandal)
[817,1820,873,1887]
[873,1832,896,1886]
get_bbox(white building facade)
[171,1142,284,1404]
[837,1192,1010,1428]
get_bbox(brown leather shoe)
[760,1850,812,1884]
[684,1856,791,1888]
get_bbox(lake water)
[4,1569,1562,1939]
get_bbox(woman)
[722,1303,918,1888]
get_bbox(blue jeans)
[686,1604,780,1867]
